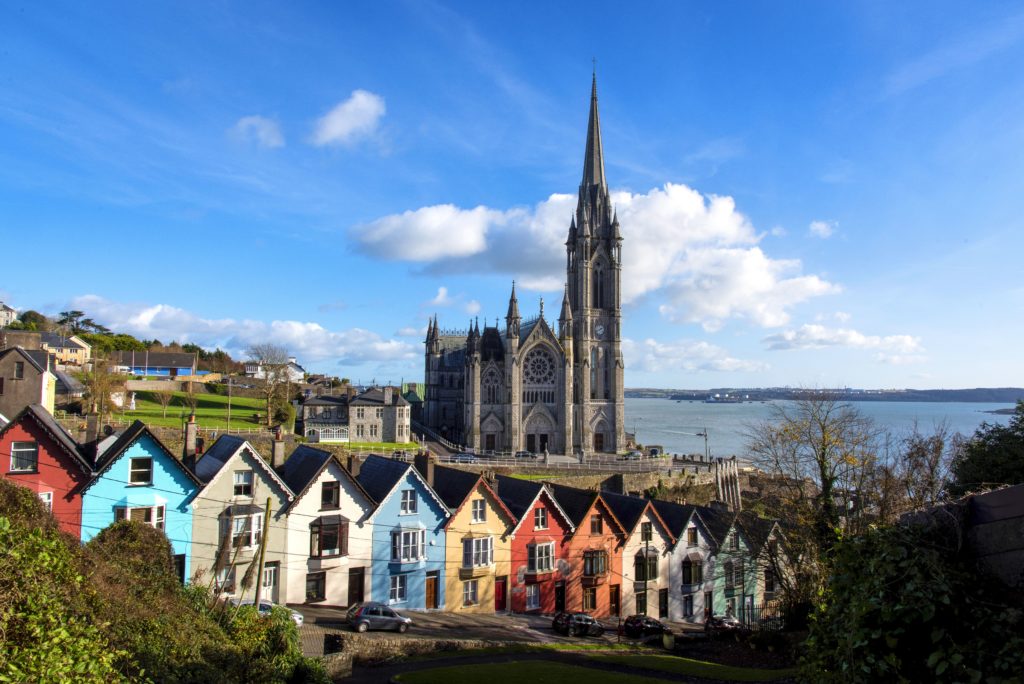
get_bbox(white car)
[231,598,304,627]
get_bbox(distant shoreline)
[625,388,1024,404]
[984,407,1018,415]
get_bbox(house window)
[321,481,341,509]
[590,514,603,535]
[262,563,278,590]
[730,533,739,550]
[10,442,38,472]
[128,457,153,485]
[229,513,262,547]
[683,594,694,617]
[527,542,554,573]
[400,490,417,514]
[687,527,698,547]
[634,553,658,581]
[310,519,348,558]
[463,579,479,606]
[0,377,4,394]
[583,587,597,611]
[370,424,378,438]
[356,408,364,419]
[233,471,253,497]
[38,491,53,513]
[641,522,653,541]
[734,560,744,588]
[526,583,541,610]
[583,550,607,577]
[682,559,693,585]
[390,575,407,603]
[391,529,426,562]
[471,499,486,523]
[724,561,734,589]
[217,567,236,593]
[356,425,365,438]
[376,408,384,419]
[764,568,776,596]
[14,361,24,379]
[462,536,494,568]
[534,508,548,530]
[306,572,326,601]
[116,505,166,531]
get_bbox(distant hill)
[625,387,1024,403]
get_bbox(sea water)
[626,398,1015,458]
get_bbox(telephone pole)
[252,496,273,605]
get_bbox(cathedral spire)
[559,284,573,324]
[581,72,607,193]
[506,281,520,321]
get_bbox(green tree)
[948,401,1024,496]
[17,309,50,330]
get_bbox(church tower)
[567,74,625,454]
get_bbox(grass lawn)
[343,441,420,451]
[121,390,268,430]
[394,660,660,684]
[400,643,647,663]
[588,654,798,681]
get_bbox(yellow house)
[414,459,516,613]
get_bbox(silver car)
[346,601,413,633]
[231,598,304,627]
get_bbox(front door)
[636,590,647,615]
[425,572,439,609]
[609,585,620,617]
[347,567,365,606]
[555,581,566,612]
[173,554,186,584]
[495,576,507,611]
[593,432,604,452]
[659,588,669,618]
[538,434,549,452]
[485,434,496,451]
[526,434,536,452]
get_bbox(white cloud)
[833,311,851,323]
[770,226,787,237]
[465,300,481,315]
[762,324,923,356]
[230,115,284,148]
[353,182,839,329]
[875,352,928,365]
[70,295,414,365]
[311,90,386,146]
[428,287,452,306]
[809,220,836,238]
[623,338,767,374]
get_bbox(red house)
[0,404,92,536]
[496,475,576,614]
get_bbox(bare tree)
[246,343,290,427]
[153,387,175,418]
[80,351,126,422]
[181,380,199,413]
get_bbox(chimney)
[346,453,362,479]
[183,413,198,469]
[484,470,498,497]
[383,386,393,405]
[86,413,99,445]
[414,452,435,488]
[271,426,286,469]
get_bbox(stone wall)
[320,633,527,679]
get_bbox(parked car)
[705,614,743,635]
[620,615,672,639]
[551,611,605,637]
[230,599,304,627]
[621,450,643,461]
[346,602,413,633]
[514,450,537,459]
[449,453,477,463]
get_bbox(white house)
[603,492,676,619]
[244,357,305,383]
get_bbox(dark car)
[514,450,536,459]
[705,614,743,635]
[551,611,605,637]
[620,615,672,639]
[346,602,413,633]
[449,453,476,463]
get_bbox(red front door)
[495,577,507,611]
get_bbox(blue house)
[355,455,449,611]
[80,421,201,582]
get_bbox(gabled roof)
[737,511,780,557]
[0,404,92,474]
[84,420,201,491]
[53,370,85,394]
[650,499,697,539]
[694,505,735,547]
[356,454,447,516]
[279,445,374,511]
[547,483,626,537]
[495,475,574,535]
[193,435,293,500]
[0,346,47,374]
[350,387,409,407]
[302,395,348,407]
[112,351,197,368]
[39,332,88,350]
[602,491,675,544]
[427,464,516,529]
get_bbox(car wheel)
[594,627,605,637]
[567,626,577,637]
[356,621,369,633]
[398,623,408,634]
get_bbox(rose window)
[523,348,556,385]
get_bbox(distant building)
[301,386,411,444]
[0,302,17,328]
[38,332,92,367]
[0,347,56,418]
[112,350,198,377]
[244,356,305,383]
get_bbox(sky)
[2,1,1023,389]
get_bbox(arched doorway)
[592,419,608,453]
[525,411,554,454]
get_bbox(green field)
[589,655,797,681]
[121,390,267,429]
[395,660,659,684]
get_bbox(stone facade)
[423,76,625,456]
[0,347,56,419]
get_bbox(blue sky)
[2,1,1023,389]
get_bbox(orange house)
[548,484,626,619]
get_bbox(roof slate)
[193,434,246,483]
[495,475,543,523]
[113,351,197,368]
[427,464,480,510]
[651,499,697,537]
[694,505,736,547]
[355,454,412,503]
[278,444,333,494]
[601,490,651,533]
[547,483,597,526]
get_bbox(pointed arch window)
[590,347,598,400]
[593,264,605,308]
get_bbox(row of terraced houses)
[0,404,785,625]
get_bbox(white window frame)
[38,491,53,513]
[233,471,254,497]
[462,536,493,568]
[463,579,478,606]
[527,542,554,573]
[526,583,541,610]
[128,457,153,485]
[230,513,263,548]
[10,441,38,472]
[389,574,407,603]
[391,529,426,562]
[534,507,548,530]
[400,489,417,515]
[117,504,166,531]
[471,499,486,523]
[262,564,278,589]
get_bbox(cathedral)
[423,76,625,456]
